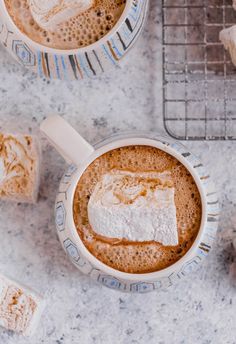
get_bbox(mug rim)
[0,0,133,54]
[63,137,209,282]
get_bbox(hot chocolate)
[73,145,202,274]
[4,0,126,49]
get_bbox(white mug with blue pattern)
[0,0,149,80]
[40,115,219,293]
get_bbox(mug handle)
[40,115,94,166]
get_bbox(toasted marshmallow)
[220,26,236,66]
[28,0,94,30]
[88,170,179,246]
[0,133,40,203]
[220,1,236,66]
[0,274,45,336]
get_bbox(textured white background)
[0,1,235,343]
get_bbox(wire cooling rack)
[162,0,236,140]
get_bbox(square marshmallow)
[88,170,179,246]
[0,133,40,203]
[0,274,45,336]
[29,0,94,29]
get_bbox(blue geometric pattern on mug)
[97,275,125,291]
[130,282,155,293]
[62,165,77,184]
[55,201,66,231]
[179,256,202,276]
[63,239,80,262]
[12,40,35,66]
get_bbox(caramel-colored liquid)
[5,0,126,49]
[73,146,202,274]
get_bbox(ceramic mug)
[40,115,219,293]
[0,0,149,80]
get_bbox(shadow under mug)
[40,115,219,293]
[0,0,149,80]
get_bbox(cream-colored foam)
[74,145,202,274]
[5,0,126,49]
[29,0,94,30]
[0,133,40,203]
[0,274,45,336]
[88,170,179,245]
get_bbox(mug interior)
[67,137,208,282]
[0,0,133,54]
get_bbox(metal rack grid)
[162,0,236,140]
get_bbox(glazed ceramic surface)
[0,0,148,80]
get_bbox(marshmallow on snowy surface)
[0,133,40,203]
[0,274,45,336]
[88,170,179,246]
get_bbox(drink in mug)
[40,116,219,293]
[74,145,202,274]
[5,0,126,49]
[0,0,149,79]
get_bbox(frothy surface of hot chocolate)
[73,145,202,274]
[5,0,126,49]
